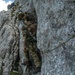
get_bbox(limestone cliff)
[0,0,75,75]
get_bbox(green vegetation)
[9,71,21,75]
[0,68,3,75]
[9,71,22,75]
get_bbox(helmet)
[18,10,24,20]
[19,10,23,14]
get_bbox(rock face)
[0,0,75,75]
[33,1,75,75]
[0,10,20,75]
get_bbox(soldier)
[17,10,24,20]
[18,12,41,74]
[24,12,41,74]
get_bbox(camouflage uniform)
[18,12,41,73]
[21,24,41,68]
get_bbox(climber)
[24,12,37,23]
[18,10,24,20]
[18,11,41,74]
[24,12,37,37]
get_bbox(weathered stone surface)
[33,0,75,75]
[0,0,75,75]
[0,10,20,75]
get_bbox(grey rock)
[0,10,20,75]
[0,0,75,75]
[33,0,75,75]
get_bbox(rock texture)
[34,1,75,75]
[0,10,20,75]
[0,0,75,75]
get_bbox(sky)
[0,0,14,11]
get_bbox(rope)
[41,34,75,54]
